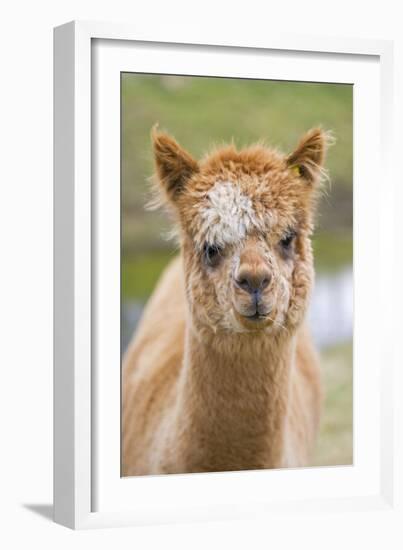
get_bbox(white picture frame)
[54,20,397,530]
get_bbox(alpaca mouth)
[233,300,272,325]
[244,312,268,322]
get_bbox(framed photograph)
[54,21,396,529]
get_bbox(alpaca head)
[151,127,331,334]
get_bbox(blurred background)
[121,73,353,468]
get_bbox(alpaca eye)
[203,243,222,267]
[279,231,296,252]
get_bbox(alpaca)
[122,127,329,476]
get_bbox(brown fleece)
[122,127,330,476]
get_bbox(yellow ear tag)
[291,165,301,177]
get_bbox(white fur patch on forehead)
[199,181,264,247]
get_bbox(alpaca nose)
[235,269,271,295]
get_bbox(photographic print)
[121,74,353,476]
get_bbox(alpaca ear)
[286,128,331,185]
[151,126,199,202]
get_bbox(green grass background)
[121,73,353,467]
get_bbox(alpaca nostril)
[261,275,271,290]
[236,278,250,292]
[235,273,271,294]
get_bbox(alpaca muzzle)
[233,255,273,321]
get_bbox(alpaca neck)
[175,323,295,472]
